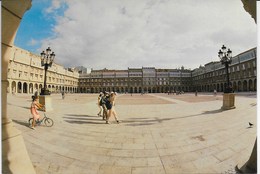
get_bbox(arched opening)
[11,81,16,94]
[34,83,38,93]
[39,84,43,91]
[29,83,33,94]
[237,81,242,92]
[23,82,28,93]
[220,83,224,92]
[243,80,248,91]
[254,79,256,91]
[233,82,237,92]
[249,79,253,91]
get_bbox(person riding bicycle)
[30,95,45,130]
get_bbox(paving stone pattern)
[7,93,256,174]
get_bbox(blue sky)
[14,0,67,54]
[14,0,256,69]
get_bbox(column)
[2,0,36,173]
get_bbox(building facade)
[78,66,193,93]
[192,47,256,92]
[79,47,256,93]
[7,46,79,94]
[7,46,256,94]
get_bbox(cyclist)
[30,96,44,130]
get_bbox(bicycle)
[28,113,54,127]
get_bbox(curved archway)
[233,82,237,92]
[11,81,16,94]
[243,80,248,91]
[23,82,28,93]
[29,83,33,94]
[254,79,256,91]
[237,81,242,92]
[34,83,38,93]
[220,83,224,92]
[52,85,55,93]
[249,79,253,91]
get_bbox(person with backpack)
[104,92,112,124]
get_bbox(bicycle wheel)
[44,118,54,127]
[28,118,33,126]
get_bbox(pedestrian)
[101,92,108,120]
[214,89,217,96]
[195,90,198,96]
[97,92,103,117]
[109,92,121,124]
[62,91,65,99]
[104,92,112,124]
[30,96,44,130]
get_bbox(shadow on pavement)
[12,119,30,128]
[123,108,224,126]
[7,102,30,110]
[63,114,105,124]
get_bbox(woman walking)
[106,92,120,124]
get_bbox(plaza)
[7,92,256,174]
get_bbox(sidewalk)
[7,93,256,174]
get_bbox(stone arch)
[157,87,160,93]
[237,81,242,92]
[34,83,38,92]
[254,79,256,91]
[29,83,33,94]
[243,80,248,91]
[233,81,237,92]
[220,83,224,92]
[249,79,253,91]
[11,81,16,93]
[133,87,137,93]
[52,85,55,93]
[39,84,43,91]
[23,82,28,93]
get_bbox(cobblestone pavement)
[7,93,256,174]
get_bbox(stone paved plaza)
[7,92,256,174]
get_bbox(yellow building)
[7,46,79,94]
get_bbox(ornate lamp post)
[218,45,235,110]
[218,45,232,93]
[40,47,55,95]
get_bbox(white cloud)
[27,38,39,46]
[45,0,65,13]
[40,0,256,70]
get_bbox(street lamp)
[218,45,232,93]
[40,47,55,95]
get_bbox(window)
[19,71,22,78]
